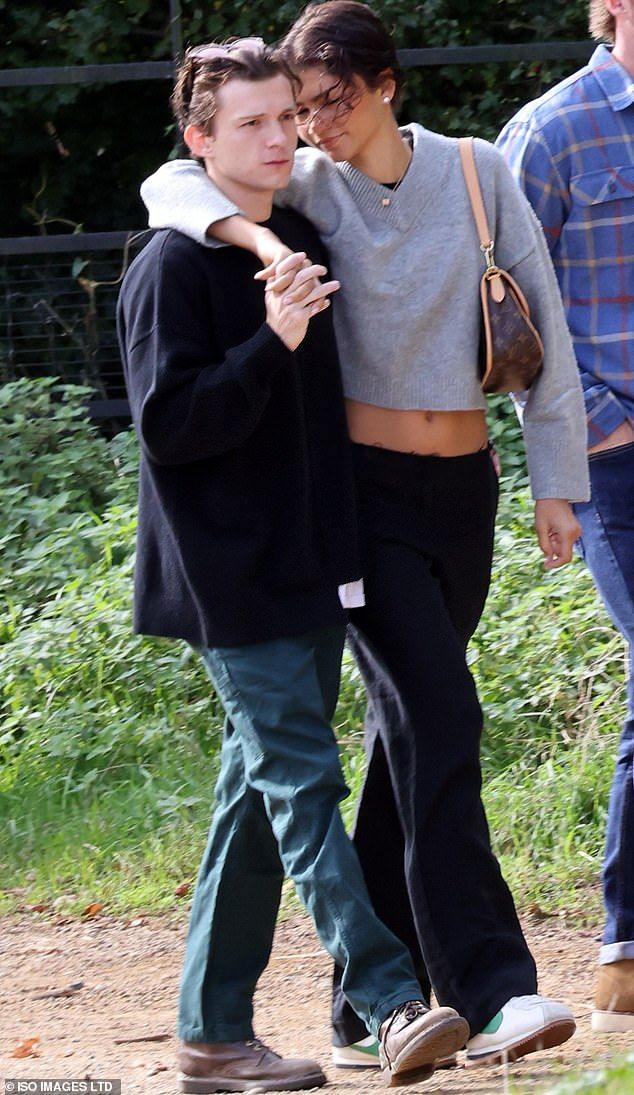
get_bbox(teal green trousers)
[178,626,422,1042]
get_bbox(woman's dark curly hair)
[280,1,405,104]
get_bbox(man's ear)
[183,123,215,159]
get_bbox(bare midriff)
[345,399,488,457]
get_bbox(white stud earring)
[383,96,391,104]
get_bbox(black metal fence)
[0,231,151,418]
[0,35,594,424]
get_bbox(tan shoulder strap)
[458,137,506,303]
[458,136,493,251]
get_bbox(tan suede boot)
[592,959,634,1032]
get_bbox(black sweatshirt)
[117,209,360,647]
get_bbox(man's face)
[201,74,297,199]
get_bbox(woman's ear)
[184,123,214,159]
[378,70,397,106]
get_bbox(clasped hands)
[255,244,339,352]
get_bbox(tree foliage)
[2,0,591,236]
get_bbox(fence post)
[169,0,183,67]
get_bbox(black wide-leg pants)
[332,443,537,1043]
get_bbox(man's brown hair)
[172,41,291,136]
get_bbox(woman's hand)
[534,499,581,569]
[256,247,331,308]
[252,227,296,277]
[489,442,502,478]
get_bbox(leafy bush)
[0,379,221,801]
[0,378,135,628]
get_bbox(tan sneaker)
[178,1038,326,1092]
[378,1000,469,1086]
[592,959,634,1032]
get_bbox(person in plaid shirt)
[497,0,634,1034]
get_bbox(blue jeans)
[178,626,422,1042]
[574,441,634,963]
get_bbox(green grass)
[0,658,615,920]
[484,739,612,921]
[0,530,623,920]
[0,751,220,915]
[542,1054,634,1094]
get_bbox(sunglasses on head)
[189,37,266,63]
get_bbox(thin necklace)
[380,136,412,207]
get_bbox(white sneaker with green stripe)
[332,1035,458,1070]
[332,1035,380,1068]
[465,995,576,1066]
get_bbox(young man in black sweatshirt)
[117,40,468,1093]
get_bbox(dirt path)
[1,909,631,1093]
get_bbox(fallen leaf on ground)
[173,882,191,898]
[11,1036,40,1058]
[82,901,103,918]
[27,903,50,913]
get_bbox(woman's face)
[294,65,393,165]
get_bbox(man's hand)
[264,255,340,352]
[534,498,581,569]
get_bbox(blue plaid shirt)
[497,45,634,447]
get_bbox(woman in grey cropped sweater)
[142,0,588,1071]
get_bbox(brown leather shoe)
[178,1038,326,1092]
[378,1000,469,1086]
[592,959,634,1032]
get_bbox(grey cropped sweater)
[142,124,590,501]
